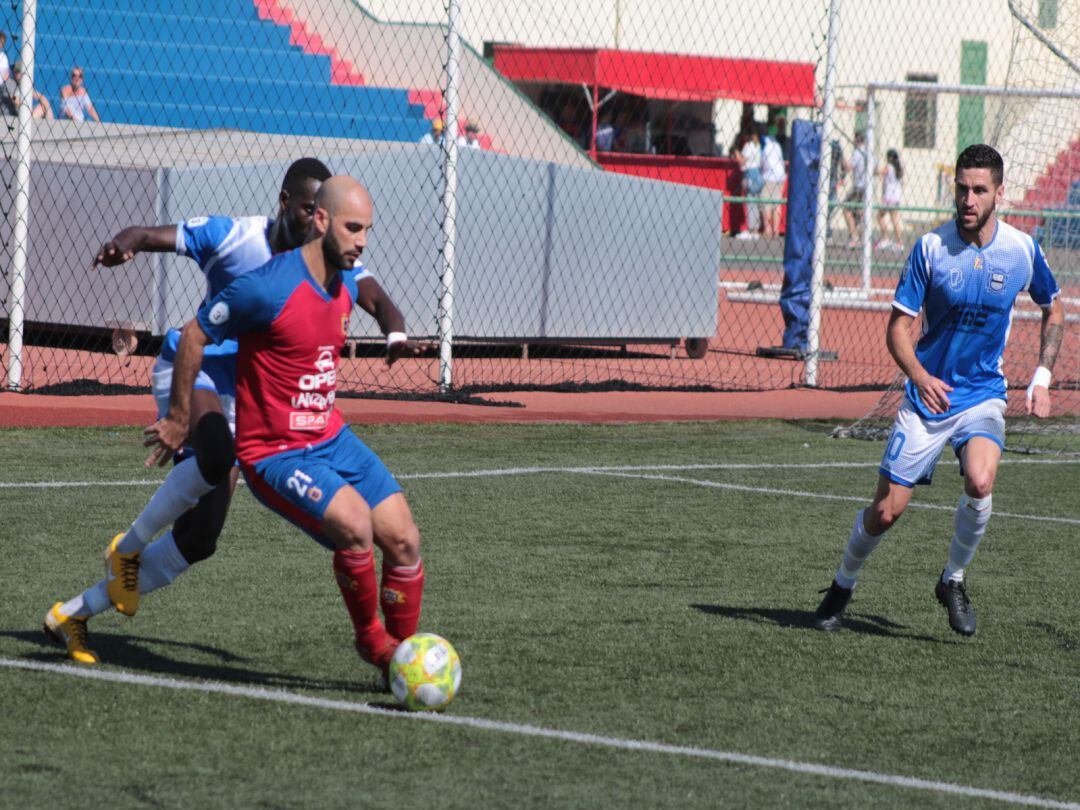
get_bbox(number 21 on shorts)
[287,468,314,498]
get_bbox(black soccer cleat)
[813,580,853,631]
[935,574,976,636]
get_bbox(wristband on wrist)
[386,331,408,347]
[1026,365,1052,399]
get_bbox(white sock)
[138,531,192,594]
[835,508,885,589]
[118,457,213,553]
[60,581,111,619]
[943,494,992,583]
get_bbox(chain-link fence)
[0,0,1076,446]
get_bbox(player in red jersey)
[146,176,427,676]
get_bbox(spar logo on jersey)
[289,411,331,431]
[187,216,209,228]
[988,270,1006,293]
[208,302,230,325]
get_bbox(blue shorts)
[242,427,401,550]
[879,397,1006,487]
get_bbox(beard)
[956,203,995,235]
[321,229,357,272]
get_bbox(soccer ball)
[389,633,462,712]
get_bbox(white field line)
[1,456,1077,490]
[577,471,1080,527]
[0,658,1076,810]
[1,461,1077,525]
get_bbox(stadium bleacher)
[34,0,431,142]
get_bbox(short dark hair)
[281,158,331,195]
[955,144,1003,185]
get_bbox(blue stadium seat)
[32,0,428,143]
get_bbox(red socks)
[380,559,425,640]
[333,548,396,665]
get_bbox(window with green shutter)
[957,41,987,153]
[1039,0,1058,28]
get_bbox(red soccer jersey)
[197,248,371,464]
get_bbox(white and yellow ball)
[389,633,462,712]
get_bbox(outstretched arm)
[143,319,210,467]
[354,276,428,365]
[1027,297,1065,418]
[92,224,178,271]
[886,308,953,415]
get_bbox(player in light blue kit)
[44,159,332,664]
[814,144,1066,636]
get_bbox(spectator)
[842,130,868,248]
[419,118,445,146]
[0,32,9,84]
[595,112,616,152]
[734,126,763,239]
[875,148,905,250]
[772,113,790,160]
[60,65,100,123]
[458,120,481,149]
[759,122,787,239]
[8,61,53,120]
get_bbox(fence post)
[7,0,37,391]
[861,88,876,295]
[438,0,462,392]
[805,0,840,387]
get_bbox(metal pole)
[7,0,37,391]
[438,0,461,392]
[860,89,876,296]
[805,0,840,387]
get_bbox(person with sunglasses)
[59,65,100,122]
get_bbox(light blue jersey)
[159,215,275,362]
[893,219,1060,420]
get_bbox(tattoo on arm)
[1039,323,1064,371]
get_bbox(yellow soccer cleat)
[104,533,140,616]
[43,602,100,665]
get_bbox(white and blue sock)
[137,531,192,593]
[835,508,885,589]
[60,582,111,619]
[943,494,992,583]
[117,457,213,553]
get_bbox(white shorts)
[152,356,236,436]
[879,398,1005,487]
